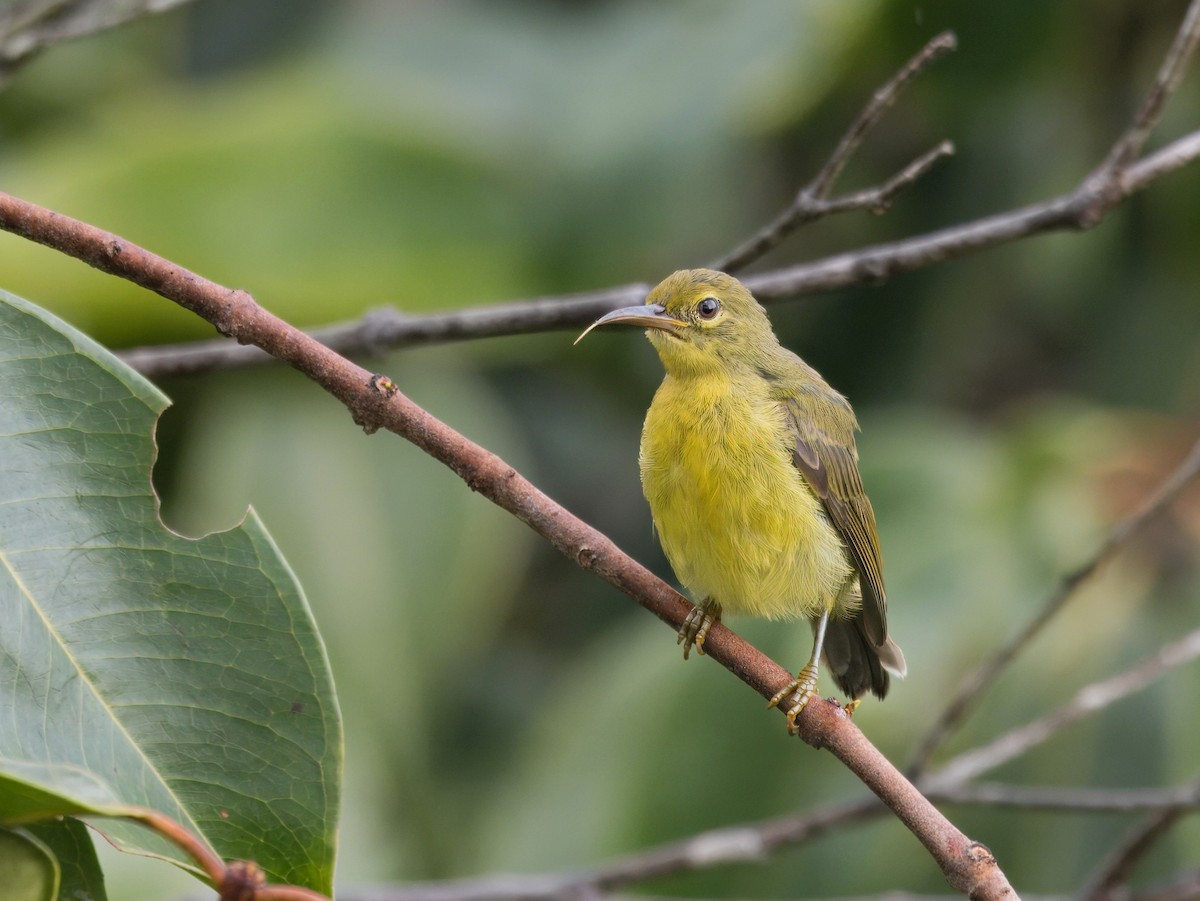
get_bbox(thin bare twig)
[0,190,1018,901]
[327,777,1200,901]
[711,30,958,273]
[583,797,880,894]
[908,435,1200,776]
[0,0,197,86]
[126,808,333,901]
[115,121,1200,379]
[1078,775,1200,901]
[818,140,955,216]
[811,34,957,200]
[117,282,652,378]
[127,808,226,887]
[741,121,1200,298]
[928,782,1200,814]
[1101,0,1200,172]
[338,798,885,901]
[112,2,1200,381]
[925,628,1200,791]
[115,33,957,381]
[333,779,1200,901]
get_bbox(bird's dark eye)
[697,297,720,320]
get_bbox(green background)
[1,1,1198,897]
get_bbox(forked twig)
[113,4,1200,381]
[711,31,957,273]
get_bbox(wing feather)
[781,397,888,647]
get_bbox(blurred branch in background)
[0,0,196,85]
[1078,775,1200,901]
[925,627,1200,790]
[114,1,1200,379]
[333,776,1200,901]
[909,436,1200,775]
[329,610,1200,901]
[113,28,959,380]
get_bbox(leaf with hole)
[0,292,341,893]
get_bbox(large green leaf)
[0,292,341,892]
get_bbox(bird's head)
[575,269,778,377]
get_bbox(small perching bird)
[576,269,905,731]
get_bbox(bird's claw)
[767,663,819,735]
[677,604,716,660]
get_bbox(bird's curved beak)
[573,304,687,345]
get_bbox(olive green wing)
[780,395,888,647]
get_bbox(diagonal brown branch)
[908,435,1200,776]
[0,189,1018,901]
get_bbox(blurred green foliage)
[1,0,1198,898]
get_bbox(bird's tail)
[822,616,907,701]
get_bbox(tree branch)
[925,628,1200,792]
[1100,0,1200,172]
[128,808,332,901]
[113,119,1200,378]
[114,3,1200,382]
[332,799,892,901]
[0,190,1017,901]
[928,782,1200,814]
[710,30,957,273]
[333,781,1200,901]
[1078,776,1200,901]
[0,0,198,86]
[908,434,1200,776]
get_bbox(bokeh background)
[2,1,1199,897]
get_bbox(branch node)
[855,255,891,284]
[369,373,400,398]
[967,841,997,865]
[220,859,267,901]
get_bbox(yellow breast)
[639,372,853,620]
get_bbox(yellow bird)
[577,269,905,731]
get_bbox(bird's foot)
[767,663,819,735]
[677,602,718,660]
